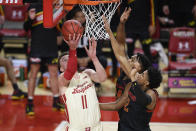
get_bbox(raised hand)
[130,68,137,82]
[84,38,97,60]
[64,34,81,50]
[120,7,131,24]
[102,15,111,34]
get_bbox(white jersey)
[61,72,102,131]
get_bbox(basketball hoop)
[64,0,121,40]
[79,0,121,40]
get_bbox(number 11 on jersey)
[81,95,88,109]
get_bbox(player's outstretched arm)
[84,38,107,83]
[103,16,133,79]
[116,7,131,44]
[99,82,131,111]
[58,34,81,94]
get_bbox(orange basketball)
[62,20,84,41]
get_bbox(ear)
[145,80,150,87]
[60,67,64,72]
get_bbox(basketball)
[62,20,84,41]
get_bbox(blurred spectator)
[0,57,28,99]
[0,5,27,99]
[23,0,63,116]
[162,0,196,28]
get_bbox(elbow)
[113,106,120,111]
[99,72,107,82]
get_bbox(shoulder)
[146,89,157,100]
[83,69,96,75]
[146,89,158,110]
[58,73,64,81]
[58,73,69,88]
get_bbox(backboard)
[43,0,70,28]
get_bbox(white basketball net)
[79,0,121,40]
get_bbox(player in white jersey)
[58,34,130,131]
[58,34,106,131]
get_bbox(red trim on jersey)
[84,95,88,109]
[61,94,70,123]
[65,126,69,131]
[128,92,136,102]
[81,95,85,109]
[117,85,124,90]
[61,94,67,103]
[85,127,91,131]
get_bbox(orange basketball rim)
[43,0,120,28]
[64,0,120,5]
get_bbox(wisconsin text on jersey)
[72,81,93,94]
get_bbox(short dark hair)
[58,52,68,71]
[147,67,162,89]
[118,53,151,79]
[66,5,82,20]
[136,53,152,73]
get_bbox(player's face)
[74,11,85,25]
[60,55,69,72]
[135,70,149,88]
[128,55,142,72]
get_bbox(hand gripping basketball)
[64,33,81,50]
[62,20,84,41]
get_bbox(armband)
[64,49,77,80]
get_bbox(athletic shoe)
[53,101,65,112]
[26,103,35,116]
[11,89,27,100]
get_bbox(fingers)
[124,7,127,13]
[84,46,88,54]
[102,15,107,27]
[76,34,81,40]
[69,34,71,41]
[125,7,131,17]
[102,15,111,33]
[91,37,96,45]
[102,15,108,26]
[127,7,131,12]
[73,33,76,40]
[102,15,106,22]
[76,34,82,43]
[63,38,68,44]
[89,39,93,51]
[89,37,97,49]
[68,33,81,41]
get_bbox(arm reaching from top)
[84,38,107,83]
[116,7,131,44]
[103,8,133,80]
[63,34,81,80]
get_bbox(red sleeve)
[64,49,77,80]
